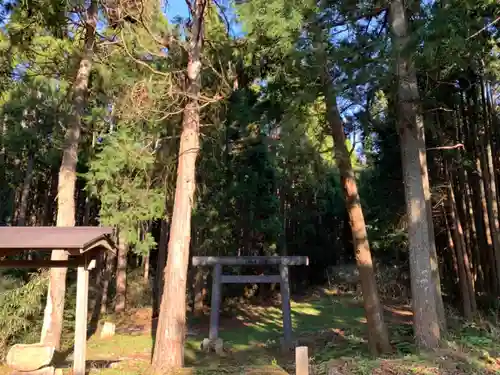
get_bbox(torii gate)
[192,256,309,350]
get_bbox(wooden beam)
[220,274,281,284]
[0,259,84,268]
[192,256,309,267]
[73,264,89,375]
[0,249,73,257]
[80,238,117,256]
[0,253,98,269]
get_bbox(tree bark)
[322,82,390,354]
[0,116,7,225]
[446,166,475,318]
[421,116,446,331]
[16,154,35,226]
[153,218,168,318]
[389,0,440,349]
[89,253,105,330]
[193,267,207,317]
[444,206,459,281]
[479,81,500,292]
[469,87,500,293]
[143,253,150,284]
[40,0,97,350]
[454,115,481,291]
[115,231,128,313]
[152,0,206,370]
[462,91,493,293]
[83,195,92,226]
[41,169,58,226]
[100,251,116,314]
[422,144,446,332]
[142,222,151,284]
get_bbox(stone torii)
[192,255,309,352]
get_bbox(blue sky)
[1,0,383,158]
[164,0,242,37]
[165,1,189,20]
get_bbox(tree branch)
[467,16,500,40]
[426,143,465,151]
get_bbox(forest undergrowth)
[2,282,497,375]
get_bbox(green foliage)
[0,272,48,359]
[0,0,498,359]
[86,125,165,254]
[237,0,315,52]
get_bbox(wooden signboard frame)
[0,227,116,375]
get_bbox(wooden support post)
[73,263,89,375]
[280,264,293,348]
[295,346,309,375]
[209,263,222,341]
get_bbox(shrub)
[0,271,48,359]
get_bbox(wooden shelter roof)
[0,227,115,256]
[0,226,116,375]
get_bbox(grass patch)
[35,291,500,374]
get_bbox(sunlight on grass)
[291,303,321,316]
[51,293,500,375]
[87,334,152,359]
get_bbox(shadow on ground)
[51,290,500,375]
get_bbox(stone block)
[100,321,116,339]
[214,338,224,355]
[6,344,54,372]
[10,365,55,375]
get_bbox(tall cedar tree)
[309,16,391,354]
[321,66,391,356]
[389,0,440,349]
[40,0,97,349]
[152,0,207,370]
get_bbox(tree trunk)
[100,251,116,314]
[0,117,7,225]
[323,83,390,354]
[469,87,500,293]
[421,145,446,332]
[16,154,35,226]
[143,253,150,284]
[444,206,459,280]
[154,218,168,318]
[454,116,481,291]
[461,90,493,293]
[41,169,58,225]
[479,81,500,292]
[115,231,128,313]
[83,195,92,226]
[389,0,440,349]
[447,167,475,318]
[473,154,497,292]
[193,267,207,317]
[40,0,97,350]
[142,222,151,284]
[152,1,206,370]
[465,180,484,292]
[89,253,105,330]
